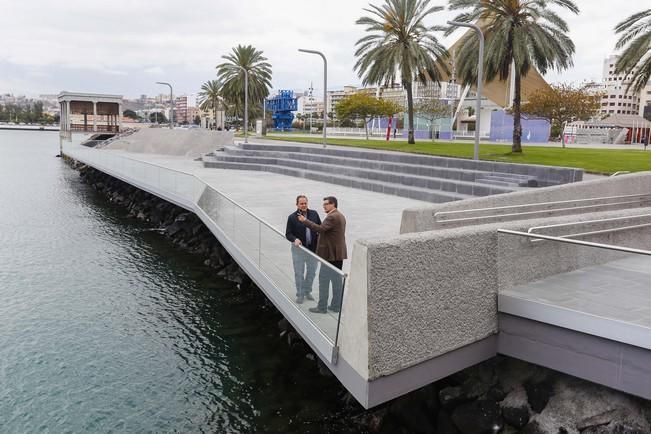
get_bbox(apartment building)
[600,55,641,116]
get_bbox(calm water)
[0,131,357,433]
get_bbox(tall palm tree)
[448,0,579,153]
[614,9,651,95]
[354,0,449,144]
[198,79,225,129]
[216,45,272,126]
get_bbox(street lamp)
[237,66,249,144]
[298,48,328,147]
[447,21,484,161]
[155,82,174,129]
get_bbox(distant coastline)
[0,124,59,131]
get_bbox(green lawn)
[264,135,651,175]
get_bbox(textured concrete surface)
[362,227,499,379]
[104,128,234,157]
[401,172,651,233]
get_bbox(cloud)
[143,66,165,76]
[0,0,645,97]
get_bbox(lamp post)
[155,82,174,129]
[237,66,249,144]
[447,21,484,160]
[298,48,328,147]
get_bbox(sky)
[0,0,646,99]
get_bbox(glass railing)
[197,186,346,347]
[497,228,651,349]
[62,142,346,361]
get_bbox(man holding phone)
[285,195,321,304]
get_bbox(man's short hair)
[323,196,338,208]
[296,194,308,204]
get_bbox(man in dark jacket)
[299,196,347,314]
[285,195,321,304]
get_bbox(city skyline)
[0,0,645,98]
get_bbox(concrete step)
[202,158,473,203]
[238,142,583,186]
[224,145,522,186]
[475,174,538,187]
[207,153,514,197]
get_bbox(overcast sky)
[0,0,645,99]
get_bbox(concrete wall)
[105,128,234,158]
[401,172,651,233]
[346,204,651,380]
[360,226,499,380]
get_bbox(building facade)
[600,55,641,116]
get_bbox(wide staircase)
[201,142,583,204]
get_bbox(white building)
[600,55,641,116]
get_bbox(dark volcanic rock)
[524,379,554,413]
[451,399,503,434]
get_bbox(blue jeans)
[291,247,318,297]
[317,260,343,310]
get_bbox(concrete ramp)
[105,128,233,158]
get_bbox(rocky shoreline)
[69,160,651,434]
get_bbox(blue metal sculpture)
[266,90,297,130]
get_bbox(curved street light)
[237,66,249,144]
[447,22,484,160]
[298,48,328,147]
[155,81,174,129]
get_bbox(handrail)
[498,228,651,256]
[435,193,651,223]
[527,213,651,234]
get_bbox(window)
[610,102,616,106]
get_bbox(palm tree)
[614,9,651,95]
[198,80,225,129]
[216,45,272,127]
[354,0,449,144]
[448,0,579,153]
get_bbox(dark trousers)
[317,260,343,310]
[291,247,318,297]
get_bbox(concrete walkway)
[99,147,429,272]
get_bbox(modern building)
[639,83,651,121]
[599,55,641,116]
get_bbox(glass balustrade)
[63,142,346,354]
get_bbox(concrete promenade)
[63,131,651,408]
[94,146,428,273]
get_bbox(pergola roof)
[57,91,123,104]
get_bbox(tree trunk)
[364,117,369,141]
[512,73,523,153]
[405,81,415,144]
[213,97,216,130]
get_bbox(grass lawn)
[263,135,651,175]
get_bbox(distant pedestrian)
[299,196,347,314]
[285,195,320,304]
[393,128,397,139]
[643,135,648,150]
